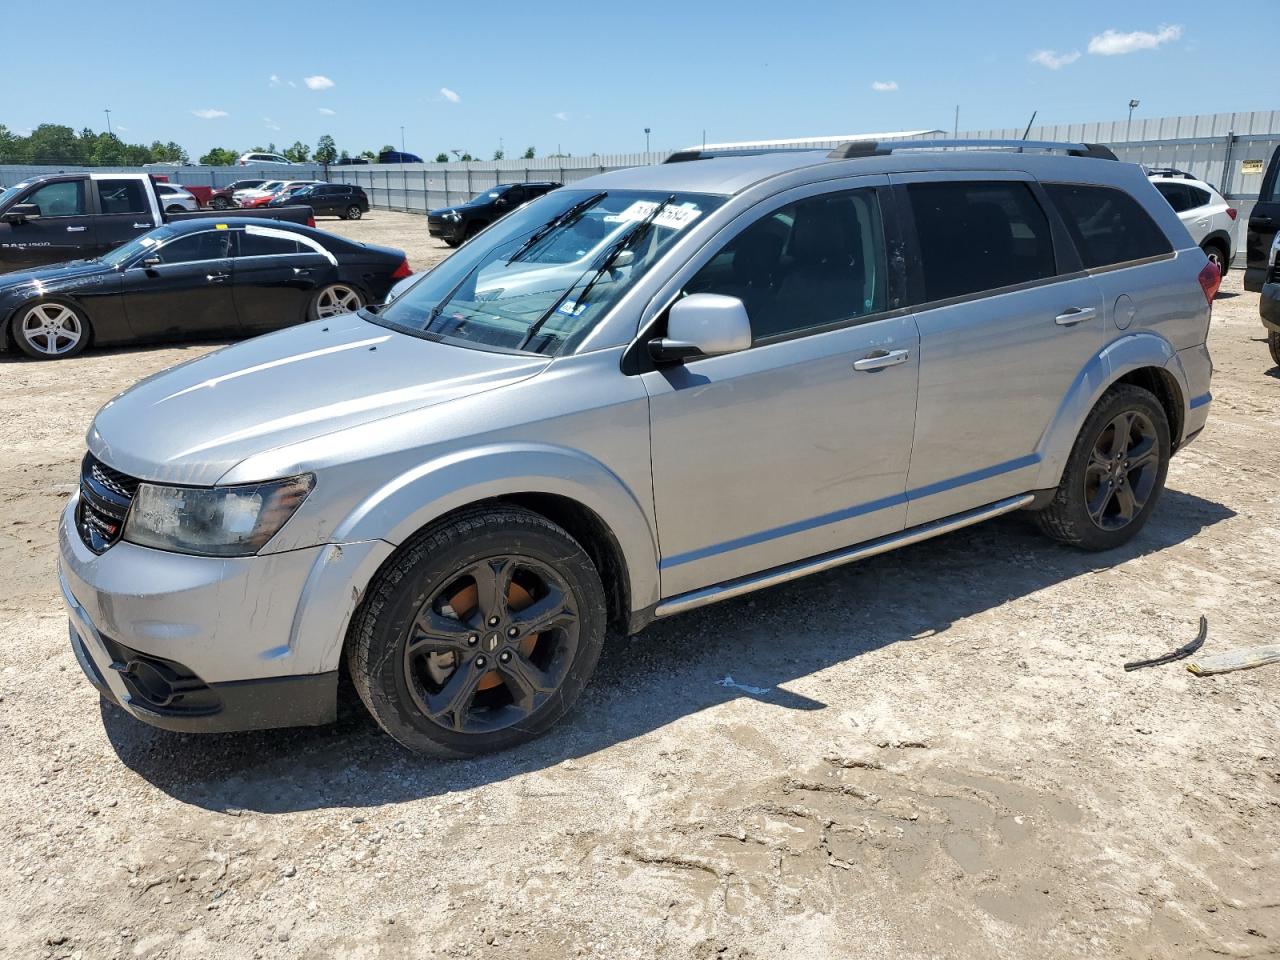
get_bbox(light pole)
[104,108,112,137]
[1127,99,1140,142]
[644,127,651,153]
[400,126,406,155]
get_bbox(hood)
[428,207,457,218]
[88,313,551,485]
[0,259,113,292]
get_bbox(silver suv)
[60,139,1219,756]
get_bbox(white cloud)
[870,80,898,92]
[263,117,281,131]
[554,111,569,121]
[304,75,334,90]
[1029,49,1082,70]
[269,74,281,86]
[440,87,461,103]
[317,107,336,116]
[192,108,228,119]
[115,125,128,132]
[1088,24,1182,56]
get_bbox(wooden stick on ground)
[1187,645,1280,677]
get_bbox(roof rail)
[825,139,1119,161]
[664,146,825,164]
[1143,166,1197,179]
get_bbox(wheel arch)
[1033,332,1183,490]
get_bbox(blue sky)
[3,0,1261,159]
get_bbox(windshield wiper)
[517,195,676,352]
[505,191,606,266]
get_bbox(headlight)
[123,475,314,557]
[445,210,461,221]
[1270,234,1280,268]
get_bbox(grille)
[77,453,139,554]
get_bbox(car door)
[1246,149,1280,291]
[643,178,920,597]
[231,225,331,332]
[316,185,343,216]
[0,179,95,269]
[893,173,1104,527]
[119,228,239,342]
[93,178,158,253]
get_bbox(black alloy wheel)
[1082,410,1160,531]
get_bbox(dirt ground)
[1,211,1277,960]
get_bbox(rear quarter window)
[1044,183,1173,269]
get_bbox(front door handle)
[293,267,312,275]
[1253,215,1274,226]
[1055,307,1097,326]
[132,222,151,229]
[65,225,87,233]
[853,348,910,371]
[206,272,230,283]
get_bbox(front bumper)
[58,495,392,733]
[428,218,462,241]
[1261,282,1280,333]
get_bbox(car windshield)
[466,187,508,205]
[98,226,180,267]
[0,180,34,208]
[370,188,723,355]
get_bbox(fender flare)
[1032,332,1181,490]
[331,441,662,612]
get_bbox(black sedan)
[0,218,410,360]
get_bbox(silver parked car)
[60,139,1219,756]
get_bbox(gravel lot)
[1,211,1277,960]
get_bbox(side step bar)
[653,494,1034,619]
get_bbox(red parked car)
[206,179,268,210]
[180,185,215,208]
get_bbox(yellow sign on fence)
[1242,159,1265,175]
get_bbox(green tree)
[492,149,504,160]
[283,140,311,163]
[380,144,396,155]
[460,152,474,162]
[314,134,337,166]
[434,152,449,163]
[0,125,21,163]
[199,147,239,165]
[339,149,350,161]
[522,146,535,159]
[26,124,84,164]
[359,149,376,159]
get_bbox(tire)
[1269,331,1280,368]
[347,506,607,757]
[465,221,486,240]
[1030,384,1171,551]
[210,197,231,210]
[307,283,364,320]
[444,238,462,248]
[165,204,184,213]
[1202,242,1229,276]
[343,205,362,220]
[12,300,91,360]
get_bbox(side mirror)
[649,293,752,363]
[3,203,40,223]
[141,255,162,269]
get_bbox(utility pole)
[644,127,651,153]
[104,108,113,137]
[953,105,959,139]
[400,126,405,154]
[1127,99,1140,142]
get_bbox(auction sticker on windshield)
[605,200,703,231]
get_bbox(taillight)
[390,258,412,280]
[1198,259,1222,305]
[307,216,316,228]
[1225,207,1238,221]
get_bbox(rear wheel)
[165,204,184,213]
[210,196,231,210]
[342,205,363,220]
[347,507,606,756]
[1030,384,1170,551]
[308,283,364,319]
[1202,242,1229,276]
[1269,331,1280,368]
[13,300,91,360]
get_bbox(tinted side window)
[1187,186,1211,208]
[684,187,888,341]
[152,231,232,264]
[1044,183,1173,269]
[1154,181,1193,212]
[236,231,303,257]
[905,181,1056,302]
[97,179,148,215]
[24,180,86,217]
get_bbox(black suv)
[1247,145,1280,292]
[276,183,370,220]
[427,182,561,246]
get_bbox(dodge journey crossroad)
[60,139,1218,756]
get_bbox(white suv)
[1147,169,1236,273]
[238,151,293,167]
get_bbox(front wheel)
[347,507,607,757]
[13,300,91,360]
[342,205,363,220]
[210,196,231,210]
[1030,384,1170,551]
[308,283,364,319]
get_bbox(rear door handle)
[132,222,151,229]
[1253,215,1274,226]
[206,272,230,283]
[1055,307,1097,326]
[853,348,910,371]
[65,225,86,233]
